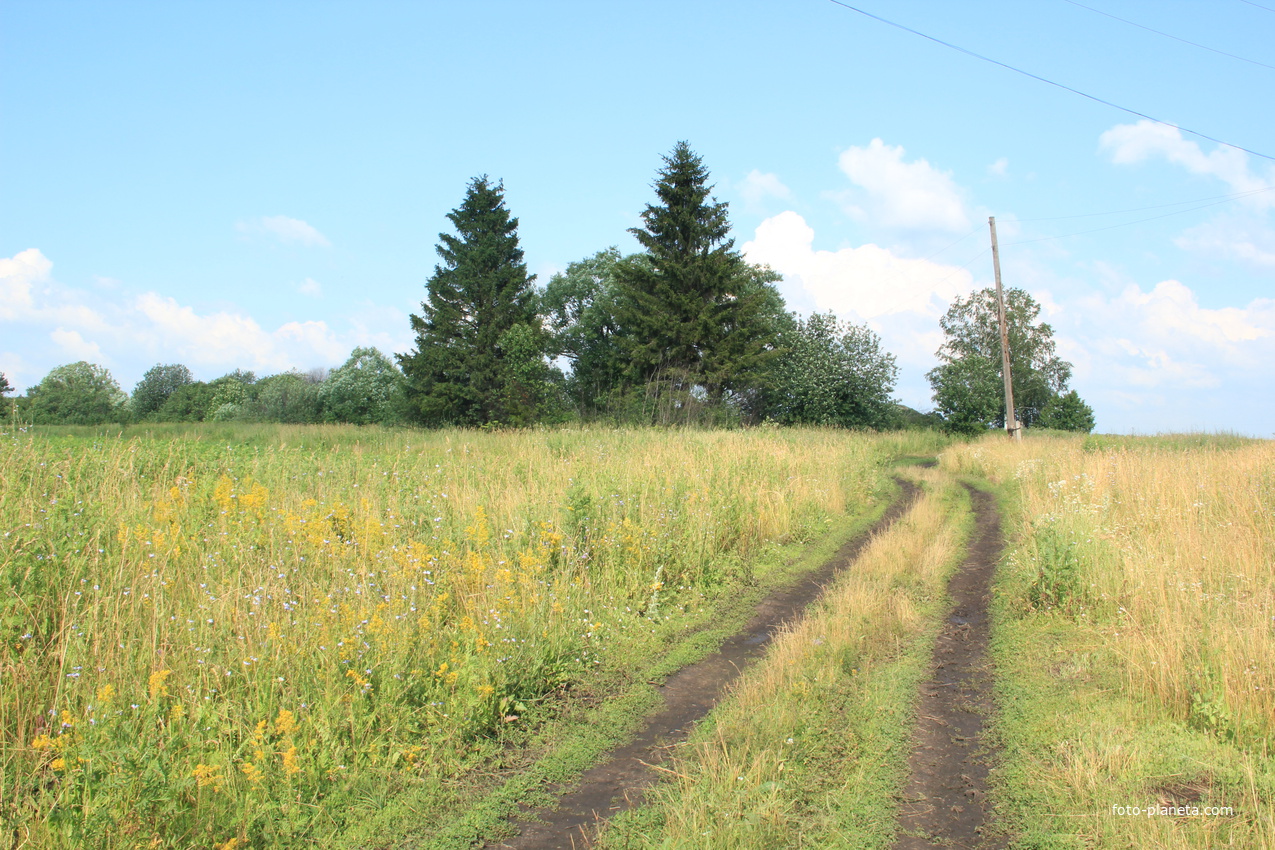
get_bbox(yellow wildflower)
[281,746,300,776]
[96,684,115,703]
[274,709,297,737]
[50,758,67,771]
[30,734,54,751]
[148,669,172,699]
[193,763,222,789]
[241,762,263,783]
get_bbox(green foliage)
[248,372,324,424]
[614,143,780,420]
[0,372,12,395]
[542,247,635,415]
[131,363,194,420]
[764,312,898,429]
[399,176,548,426]
[1026,526,1084,612]
[1038,389,1096,433]
[154,381,217,422]
[927,287,1074,433]
[320,347,406,425]
[25,362,127,425]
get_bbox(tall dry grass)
[943,434,1274,744]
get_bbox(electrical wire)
[1016,184,1275,222]
[1237,0,1275,14]
[1061,0,1275,71]
[825,0,1275,162]
[1007,194,1256,245]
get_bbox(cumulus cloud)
[0,248,401,393]
[988,157,1009,178]
[835,139,971,232]
[737,169,793,212]
[297,277,323,297]
[1059,277,1275,419]
[0,248,52,319]
[237,215,331,247]
[50,328,106,363]
[743,211,976,321]
[1100,121,1275,209]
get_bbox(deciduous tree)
[132,363,194,420]
[765,312,898,429]
[320,347,405,425]
[1038,389,1096,433]
[927,287,1075,434]
[26,362,127,425]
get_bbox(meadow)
[0,422,937,848]
[592,432,1275,848]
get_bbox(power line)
[1061,0,1275,71]
[1017,184,1275,222]
[824,0,1275,162]
[1007,195,1256,245]
[1237,0,1275,14]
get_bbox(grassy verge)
[592,465,974,849]
[947,433,1275,849]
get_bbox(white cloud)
[297,277,323,297]
[0,248,52,319]
[835,139,971,232]
[743,211,976,321]
[237,215,331,247]
[1,248,403,392]
[737,169,793,212]
[50,328,105,363]
[133,293,348,371]
[1175,216,1275,268]
[1055,278,1275,429]
[988,157,1009,178]
[1099,121,1275,209]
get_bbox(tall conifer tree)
[615,142,777,416]
[399,176,543,426]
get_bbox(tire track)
[893,483,1004,850]
[491,479,922,850]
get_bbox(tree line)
[1,142,1093,433]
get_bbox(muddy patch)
[492,479,922,850]
[893,484,1004,850]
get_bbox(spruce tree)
[399,176,543,426]
[615,142,778,420]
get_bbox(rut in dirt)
[491,479,922,850]
[893,484,1004,850]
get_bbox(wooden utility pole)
[989,216,1020,440]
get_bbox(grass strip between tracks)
[593,465,976,849]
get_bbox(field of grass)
[584,432,1273,849]
[0,422,944,848]
[946,432,1275,848]
[6,423,1269,849]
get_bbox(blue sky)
[3,0,1272,434]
